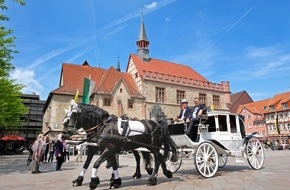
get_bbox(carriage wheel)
[246,137,264,170]
[218,154,228,168]
[166,150,182,173]
[194,142,218,178]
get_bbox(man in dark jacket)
[55,134,65,171]
[186,98,207,142]
[175,99,191,123]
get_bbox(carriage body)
[168,112,245,153]
[166,111,265,177]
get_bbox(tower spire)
[137,11,150,62]
[116,57,121,72]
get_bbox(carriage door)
[230,115,242,152]
[216,115,230,149]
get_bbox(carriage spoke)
[195,142,218,178]
[246,137,264,170]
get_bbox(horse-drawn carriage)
[166,111,265,178]
[63,100,264,189]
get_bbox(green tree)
[0,78,27,128]
[0,0,27,130]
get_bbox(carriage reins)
[71,116,114,145]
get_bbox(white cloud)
[245,46,290,77]
[10,68,43,95]
[26,38,93,70]
[145,2,158,9]
[227,46,290,81]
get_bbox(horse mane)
[75,104,109,130]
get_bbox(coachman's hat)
[181,99,188,103]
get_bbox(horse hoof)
[146,167,153,175]
[72,175,83,186]
[133,173,141,179]
[147,177,157,186]
[110,177,122,189]
[165,170,173,178]
[89,177,100,190]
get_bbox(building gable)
[230,90,253,113]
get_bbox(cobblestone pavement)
[0,149,289,190]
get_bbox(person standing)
[186,97,207,142]
[31,134,44,174]
[55,134,65,171]
[63,141,70,163]
[48,141,55,162]
[43,136,50,163]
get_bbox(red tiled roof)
[231,91,246,105]
[128,54,208,82]
[236,99,270,115]
[265,91,290,112]
[96,67,142,97]
[53,63,143,98]
[230,90,253,113]
[237,91,290,115]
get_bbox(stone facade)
[92,81,145,119]
[140,79,230,120]
[127,55,231,119]
[43,94,72,140]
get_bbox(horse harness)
[70,115,166,151]
[99,116,166,151]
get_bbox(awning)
[0,134,26,142]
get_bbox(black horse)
[62,101,154,187]
[63,100,178,189]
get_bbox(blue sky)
[4,0,290,101]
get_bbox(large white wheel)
[246,137,264,170]
[218,154,228,168]
[194,142,218,178]
[166,150,182,173]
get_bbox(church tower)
[137,12,150,62]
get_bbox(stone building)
[42,16,231,138]
[125,15,231,118]
[42,61,144,139]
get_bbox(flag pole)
[74,88,79,102]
